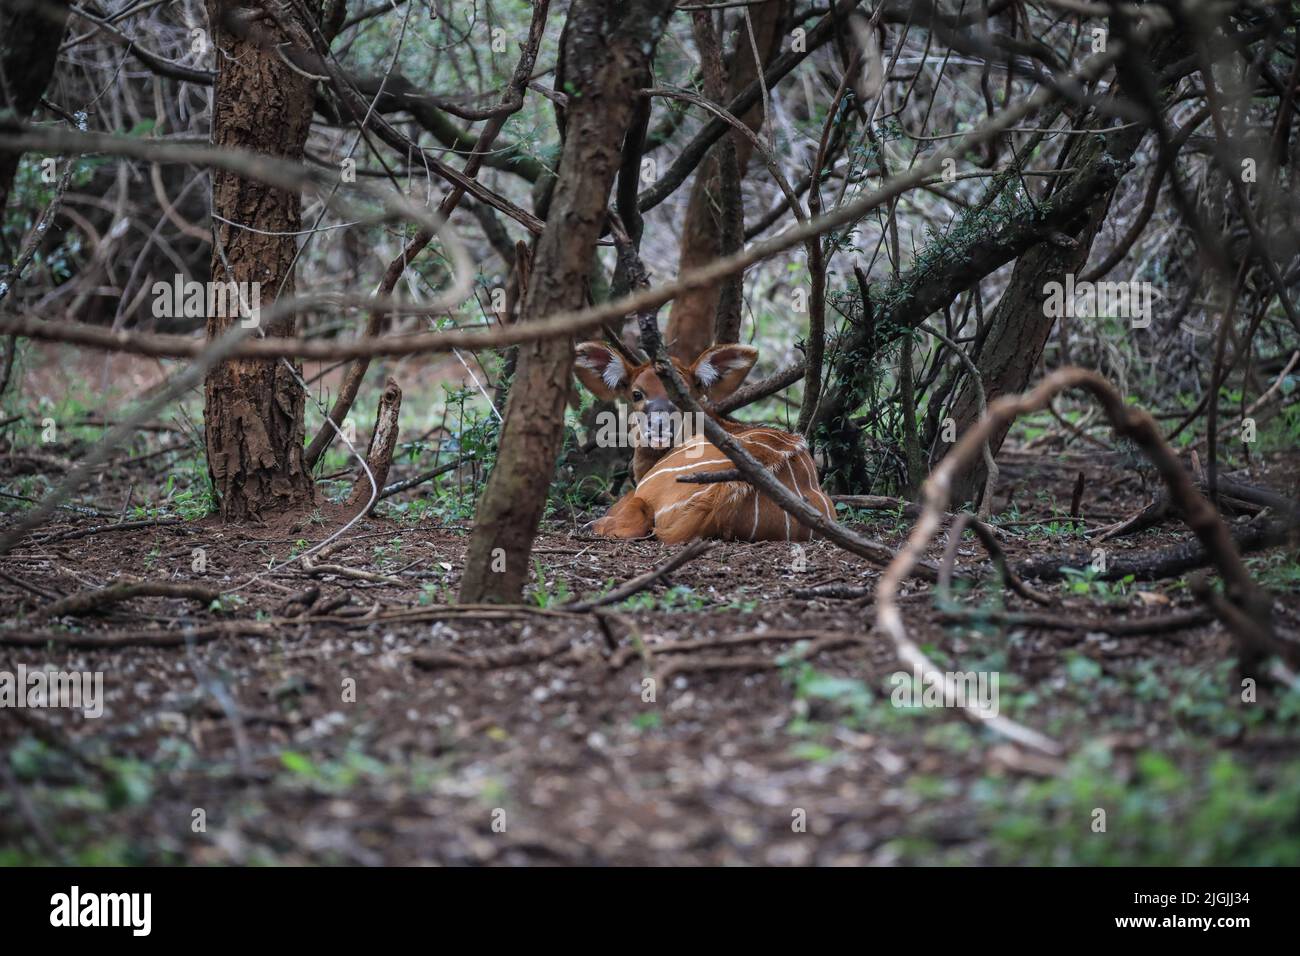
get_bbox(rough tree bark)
[664,0,786,361]
[0,0,72,259]
[459,0,673,603]
[202,0,319,520]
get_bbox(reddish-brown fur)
[573,342,836,542]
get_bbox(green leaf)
[280,750,318,777]
[1066,654,1103,683]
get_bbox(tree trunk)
[0,0,72,259]
[942,198,1111,506]
[459,0,672,603]
[944,39,1183,506]
[664,0,786,361]
[347,378,403,515]
[202,0,318,520]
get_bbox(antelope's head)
[573,342,757,450]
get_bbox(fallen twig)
[0,568,62,602]
[1018,515,1298,583]
[792,582,875,600]
[37,517,183,543]
[676,468,745,484]
[0,620,275,648]
[300,553,403,586]
[377,455,468,499]
[563,539,713,612]
[832,494,922,516]
[37,580,222,619]
[1092,496,1172,541]
[936,607,1215,635]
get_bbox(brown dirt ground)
[1,439,1298,865]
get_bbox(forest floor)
[2,415,1300,865]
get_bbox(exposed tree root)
[1,621,275,647]
[936,607,1215,635]
[36,580,222,620]
[1016,516,1297,583]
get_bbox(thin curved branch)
[0,36,1138,361]
[919,322,997,518]
[878,368,1286,762]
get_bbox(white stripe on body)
[653,487,713,521]
[632,426,829,541]
[743,436,798,459]
[651,435,711,467]
[635,457,731,492]
[793,449,833,516]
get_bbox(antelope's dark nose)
[643,398,678,449]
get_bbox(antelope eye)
[631,389,644,401]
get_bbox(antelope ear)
[574,342,631,400]
[691,344,757,399]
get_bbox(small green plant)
[630,712,662,731]
[619,585,708,612]
[158,473,213,520]
[419,577,455,606]
[277,747,391,793]
[209,594,245,613]
[781,658,876,751]
[371,536,405,568]
[975,746,1300,865]
[1021,518,1082,540]
[1060,565,1135,602]
[1247,552,1300,593]
[529,559,572,608]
